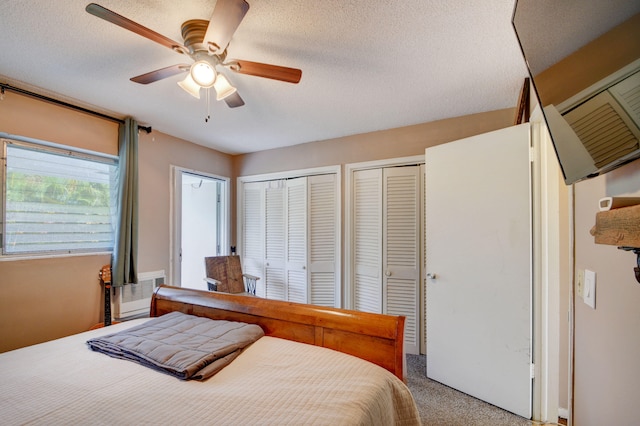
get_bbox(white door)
[383,166,421,355]
[425,124,532,418]
[264,181,286,300]
[352,166,422,355]
[241,181,265,295]
[240,174,339,304]
[308,174,339,307]
[285,177,308,303]
[353,168,383,313]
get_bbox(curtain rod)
[0,83,152,134]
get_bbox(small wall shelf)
[591,204,640,246]
[591,204,640,283]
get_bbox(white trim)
[0,250,111,262]
[169,165,230,287]
[529,106,570,423]
[567,184,575,426]
[559,407,569,421]
[344,154,424,310]
[238,165,340,183]
[419,163,426,354]
[344,155,425,172]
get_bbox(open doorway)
[171,167,229,289]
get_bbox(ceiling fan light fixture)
[213,74,237,100]
[190,60,216,88]
[177,74,201,99]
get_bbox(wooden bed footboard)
[151,285,406,381]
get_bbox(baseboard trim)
[558,407,569,420]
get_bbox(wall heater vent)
[113,270,165,320]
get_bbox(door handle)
[385,271,391,277]
[427,273,437,280]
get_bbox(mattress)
[0,319,421,425]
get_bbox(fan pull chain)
[205,88,211,123]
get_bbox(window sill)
[0,251,112,262]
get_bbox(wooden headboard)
[151,285,406,381]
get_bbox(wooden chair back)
[204,256,247,294]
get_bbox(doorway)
[171,167,229,289]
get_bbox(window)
[1,138,118,255]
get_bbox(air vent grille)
[565,90,640,169]
[114,270,165,320]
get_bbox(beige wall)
[535,13,640,107]
[0,90,119,155]
[572,159,640,425]
[137,131,233,275]
[0,92,233,353]
[231,107,515,246]
[233,108,515,176]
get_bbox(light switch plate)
[584,269,596,309]
[576,269,584,298]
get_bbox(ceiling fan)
[86,0,302,109]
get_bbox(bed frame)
[151,285,406,381]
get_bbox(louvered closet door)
[264,181,286,300]
[609,70,640,126]
[353,169,383,313]
[564,89,640,168]
[241,181,266,296]
[383,166,421,355]
[308,174,338,307]
[286,178,307,303]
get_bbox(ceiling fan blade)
[130,64,190,84]
[203,0,250,53]
[224,91,245,108]
[228,60,302,84]
[86,3,187,53]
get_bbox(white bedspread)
[0,319,421,425]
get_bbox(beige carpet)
[405,354,531,426]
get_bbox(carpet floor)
[405,354,532,426]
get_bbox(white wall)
[181,178,219,290]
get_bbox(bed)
[0,285,421,425]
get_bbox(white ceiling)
[0,0,529,155]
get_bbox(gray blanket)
[87,311,264,380]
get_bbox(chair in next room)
[204,255,259,296]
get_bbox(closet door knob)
[385,271,391,277]
[426,273,437,280]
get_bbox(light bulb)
[177,74,201,99]
[213,74,237,100]
[190,61,216,88]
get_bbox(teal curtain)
[112,117,139,286]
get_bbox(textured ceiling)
[0,0,528,154]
